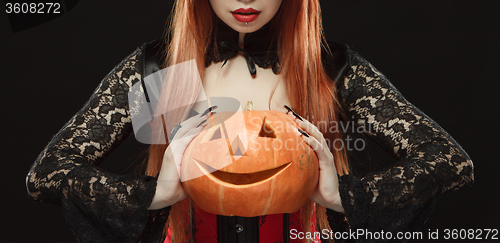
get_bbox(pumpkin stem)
[245,101,255,111]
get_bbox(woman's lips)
[231,8,261,23]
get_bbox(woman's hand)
[285,106,344,213]
[148,106,216,210]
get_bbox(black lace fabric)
[331,49,474,240]
[25,45,168,242]
[25,43,473,242]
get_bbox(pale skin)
[149,0,344,213]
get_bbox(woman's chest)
[192,55,290,113]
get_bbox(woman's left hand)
[286,110,345,213]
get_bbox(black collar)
[144,20,351,84]
[205,19,280,76]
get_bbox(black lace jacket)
[25,38,474,242]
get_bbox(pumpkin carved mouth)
[194,159,292,186]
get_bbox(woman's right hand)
[148,106,217,210]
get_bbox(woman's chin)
[222,18,266,34]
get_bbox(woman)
[26,0,474,242]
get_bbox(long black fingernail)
[298,128,309,137]
[293,112,304,122]
[196,119,207,128]
[200,105,218,117]
[283,105,304,122]
[283,105,293,113]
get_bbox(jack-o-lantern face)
[181,110,319,217]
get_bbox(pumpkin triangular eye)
[230,135,246,156]
[233,147,243,156]
[259,117,276,138]
[210,127,222,141]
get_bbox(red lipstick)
[231,8,261,23]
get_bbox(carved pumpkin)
[181,110,319,217]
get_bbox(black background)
[1,0,499,242]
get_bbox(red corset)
[165,203,320,243]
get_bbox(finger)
[183,110,214,128]
[283,105,304,122]
[173,123,207,151]
[196,119,207,128]
[286,110,299,122]
[284,109,321,139]
[317,153,336,173]
[183,123,207,140]
[299,129,322,151]
[172,110,214,140]
[170,124,206,168]
[174,124,206,149]
[169,122,183,141]
[283,105,323,141]
[295,118,327,148]
[299,129,336,164]
[199,105,218,117]
[297,118,320,137]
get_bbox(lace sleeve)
[26,45,169,242]
[336,49,474,233]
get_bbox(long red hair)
[146,0,349,242]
